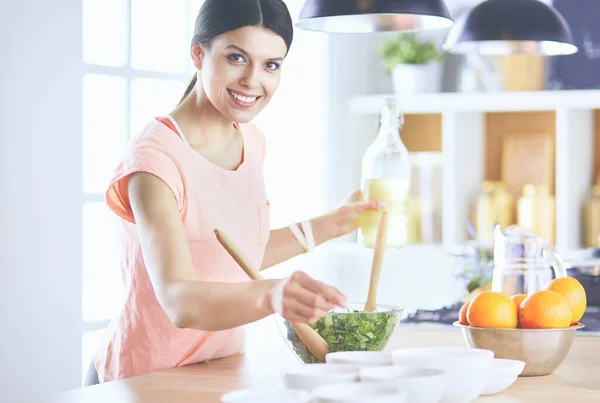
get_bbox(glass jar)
[407,152,443,244]
[474,181,495,242]
[473,180,515,243]
[584,185,600,248]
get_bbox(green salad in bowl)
[275,303,402,363]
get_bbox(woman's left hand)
[313,190,385,242]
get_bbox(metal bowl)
[453,321,585,376]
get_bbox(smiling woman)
[86,0,382,388]
[222,43,284,105]
[178,0,293,121]
[181,25,289,125]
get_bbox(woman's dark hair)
[179,0,294,104]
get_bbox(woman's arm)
[261,191,385,270]
[128,172,346,331]
[260,215,334,270]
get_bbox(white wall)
[0,1,83,402]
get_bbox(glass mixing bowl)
[275,303,403,363]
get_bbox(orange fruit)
[511,294,527,312]
[467,291,518,328]
[510,294,527,326]
[519,290,572,329]
[459,301,470,325]
[544,277,587,324]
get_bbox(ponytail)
[178,73,198,105]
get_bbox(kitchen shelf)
[348,90,600,252]
[401,114,442,152]
[350,90,600,115]
[484,111,556,199]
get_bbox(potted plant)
[380,33,445,95]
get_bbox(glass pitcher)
[491,225,567,296]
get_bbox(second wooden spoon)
[364,211,389,312]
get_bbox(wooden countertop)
[30,324,600,403]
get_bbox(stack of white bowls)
[221,347,526,403]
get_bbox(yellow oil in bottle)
[535,184,555,245]
[492,181,515,230]
[359,178,410,248]
[517,184,555,245]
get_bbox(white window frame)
[80,0,199,376]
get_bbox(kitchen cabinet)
[350,90,600,251]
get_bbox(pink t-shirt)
[93,116,270,382]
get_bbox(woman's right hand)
[269,271,347,324]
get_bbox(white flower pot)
[391,62,443,96]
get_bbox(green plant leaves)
[380,33,444,72]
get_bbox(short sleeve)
[106,145,185,223]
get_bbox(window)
[81,0,328,381]
[80,0,201,383]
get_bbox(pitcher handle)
[541,247,567,279]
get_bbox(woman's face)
[194,26,288,123]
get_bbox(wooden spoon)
[364,211,389,312]
[214,229,330,361]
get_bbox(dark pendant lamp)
[295,0,454,34]
[444,0,577,56]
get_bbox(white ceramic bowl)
[282,363,361,392]
[312,382,407,403]
[220,388,312,403]
[481,358,526,396]
[391,347,494,403]
[325,351,393,367]
[490,358,526,378]
[360,365,446,403]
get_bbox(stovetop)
[401,303,600,333]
